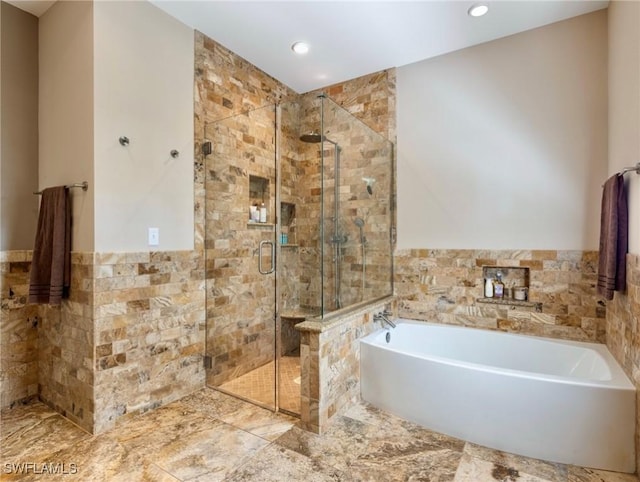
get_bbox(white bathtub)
[360,320,636,473]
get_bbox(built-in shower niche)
[249,174,271,224]
[480,266,533,306]
[280,202,296,245]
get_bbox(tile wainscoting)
[607,253,640,471]
[1,250,206,434]
[1,251,39,409]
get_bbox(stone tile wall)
[196,34,295,387]
[395,249,605,342]
[195,31,396,388]
[1,250,205,434]
[297,297,396,433]
[606,253,640,470]
[92,250,205,433]
[38,253,95,432]
[318,69,397,143]
[0,251,39,409]
[299,96,394,311]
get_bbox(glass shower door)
[204,105,278,411]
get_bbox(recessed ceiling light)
[291,42,309,55]
[468,4,489,17]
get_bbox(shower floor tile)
[217,354,300,414]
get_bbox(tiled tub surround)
[1,250,205,434]
[607,253,640,471]
[296,297,397,433]
[395,249,605,343]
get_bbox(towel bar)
[33,181,88,195]
[618,162,640,176]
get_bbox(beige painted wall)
[396,11,608,250]
[93,1,194,252]
[39,0,94,251]
[609,0,640,255]
[1,2,39,250]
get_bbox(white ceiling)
[5,0,56,17]
[151,0,608,92]
[9,0,609,93]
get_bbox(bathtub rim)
[360,319,635,391]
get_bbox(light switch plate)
[148,227,159,246]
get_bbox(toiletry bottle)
[494,272,504,298]
[484,277,494,298]
[259,203,267,223]
[251,204,260,222]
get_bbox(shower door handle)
[258,240,275,275]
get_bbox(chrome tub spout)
[374,311,396,328]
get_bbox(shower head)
[300,132,324,143]
[354,217,366,244]
[363,177,376,195]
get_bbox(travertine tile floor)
[218,355,300,414]
[1,388,638,481]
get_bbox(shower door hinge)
[203,355,212,369]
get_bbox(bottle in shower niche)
[494,271,504,299]
[259,203,267,223]
[484,277,494,298]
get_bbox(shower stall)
[204,93,393,415]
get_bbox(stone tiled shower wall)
[395,249,605,342]
[196,33,295,387]
[607,254,640,470]
[294,96,394,311]
[195,31,397,386]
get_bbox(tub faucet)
[374,311,396,329]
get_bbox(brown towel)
[597,174,628,300]
[29,186,71,305]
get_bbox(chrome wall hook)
[119,136,130,146]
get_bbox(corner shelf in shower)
[281,244,299,248]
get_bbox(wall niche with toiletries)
[480,266,531,306]
[280,202,296,246]
[248,175,272,225]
